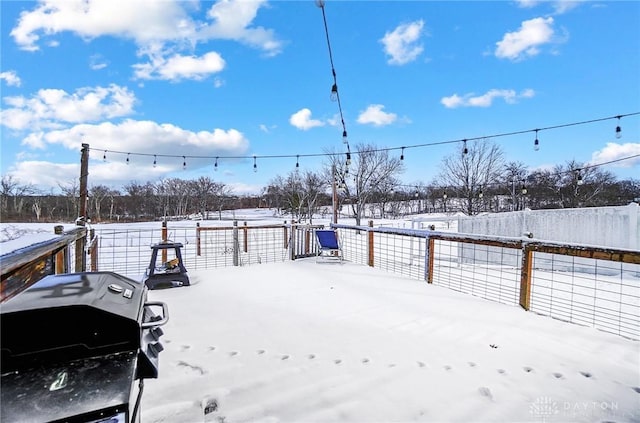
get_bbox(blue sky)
[1,0,639,195]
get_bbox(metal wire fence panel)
[529,253,640,340]
[336,228,368,265]
[196,228,237,268]
[371,232,426,280]
[430,239,522,307]
[240,227,288,265]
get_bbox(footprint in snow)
[523,366,534,373]
[632,387,640,394]
[307,354,316,360]
[361,358,370,364]
[579,371,593,378]
[334,359,342,365]
[497,369,506,375]
[228,351,238,357]
[478,387,493,400]
[553,372,564,379]
[208,346,216,352]
[256,349,266,355]
[444,365,452,371]
[180,345,191,352]
[417,361,426,368]
[468,362,477,368]
[281,355,290,360]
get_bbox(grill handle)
[141,301,169,329]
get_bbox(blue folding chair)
[315,229,343,262]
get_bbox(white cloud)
[590,143,640,168]
[10,0,281,57]
[19,119,249,163]
[133,51,225,81]
[357,104,397,127]
[440,89,536,108]
[89,54,108,70]
[515,0,540,8]
[213,77,225,88]
[0,84,136,130]
[289,108,324,131]
[495,17,555,61]
[0,71,22,87]
[380,20,425,65]
[515,0,582,14]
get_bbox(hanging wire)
[317,0,350,153]
[89,111,639,183]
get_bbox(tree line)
[2,140,638,223]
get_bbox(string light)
[103,150,107,162]
[89,112,639,177]
[330,83,338,102]
[182,156,186,170]
[577,169,584,185]
[342,130,348,144]
[521,183,527,195]
[478,190,484,199]
[442,191,448,200]
[400,147,405,161]
[615,116,622,139]
[214,157,218,171]
[126,153,130,165]
[534,129,540,151]
[153,155,157,168]
[296,155,300,169]
[253,155,257,172]
[345,151,351,166]
[462,139,468,155]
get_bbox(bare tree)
[58,179,80,220]
[191,176,226,220]
[90,185,111,222]
[435,140,505,215]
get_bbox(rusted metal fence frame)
[332,223,640,340]
[0,226,89,302]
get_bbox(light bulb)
[214,157,218,171]
[153,155,157,168]
[330,84,338,102]
[342,130,348,144]
[182,156,186,170]
[400,147,405,161]
[615,124,622,139]
[462,140,468,155]
[534,130,540,151]
[478,190,484,199]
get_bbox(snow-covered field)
[2,212,639,422]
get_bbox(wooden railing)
[0,226,94,303]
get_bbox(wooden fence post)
[233,220,239,266]
[283,221,289,249]
[426,237,435,283]
[161,221,168,263]
[243,221,248,253]
[519,244,533,310]
[196,222,201,256]
[368,220,374,267]
[289,222,296,261]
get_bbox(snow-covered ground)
[2,212,639,422]
[141,260,639,423]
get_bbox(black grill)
[1,272,168,423]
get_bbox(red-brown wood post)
[196,222,201,256]
[427,237,435,283]
[243,222,248,253]
[368,220,374,267]
[283,221,289,249]
[519,244,533,310]
[90,241,98,271]
[55,250,65,274]
[304,228,310,254]
[161,221,168,263]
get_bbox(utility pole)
[332,164,338,224]
[79,143,89,223]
